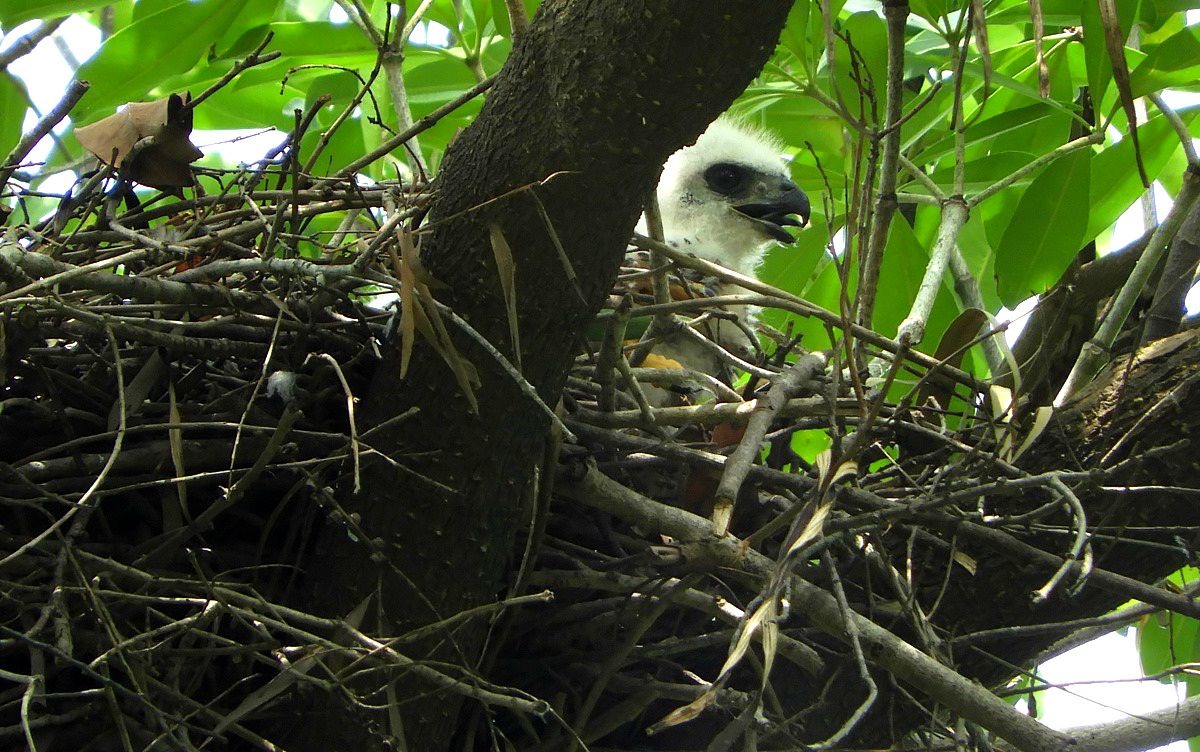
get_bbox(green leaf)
[73,0,250,123]
[0,0,109,27]
[757,217,837,350]
[222,21,376,63]
[838,12,888,99]
[916,103,1056,165]
[994,149,1091,307]
[1130,24,1200,98]
[790,429,832,465]
[1087,109,1199,240]
[298,71,368,176]
[0,72,27,156]
[1138,612,1199,689]
[925,151,1038,196]
[910,0,954,25]
[1081,0,1112,104]
[779,0,812,70]
[1139,0,1200,32]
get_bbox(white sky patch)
[5,15,100,168]
[1038,631,1189,752]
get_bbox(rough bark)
[283,2,794,749]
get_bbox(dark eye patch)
[703,162,750,196]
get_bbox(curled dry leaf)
[488,223,521,371]
[76,92,203,190]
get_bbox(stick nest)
[0,155,1092,751]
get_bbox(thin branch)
[558,464,1073,752]
[0,17,66,71]
[1056,165,1200,405]
[712,353,826,535]
[335,76,494,178]
[0,79,89,189]
[858,0,910,330]
[897,197,969,345]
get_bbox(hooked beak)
[734,182,811,243]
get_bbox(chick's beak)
[735,180,811,243]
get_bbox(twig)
[309,352,362,491]
[896,197,969,345]
[0,325,127,570]
[970,131,1105,207]
[947,245,1005,375]
[595,296,631,412]
[557,464,1073,752]
[1030,477,1091,602]
[858,0,910,331]
[503,0,529,39]
[813,549,877,748]
[629,235,987,392]
[1056,164,1200,405]
[711,353,826,535]
[335,75,495,177]
[188,32,280,109]
[0,17,66,71]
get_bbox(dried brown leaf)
[395,228,418,378]
[646,689,715,735]
[971,0,992,104]
[76,93,203,189]
[488,223,521,371]
[1097,0,1150,186]
[919,307,987,410]
[1030,0,1048,97]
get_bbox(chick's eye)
[704,163,747,195]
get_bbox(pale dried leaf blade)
[783,499,831,558]
[416,282,481,412]
[214,652,318,733]
[953,550,978,575]
[828,460,857,485]
[814,448,833,483]
[395,228,418,377]
[166,380,186,530]
[987,310,1023,394]
[1012,405,1054,461]
[999,433,1015,463]
[760,604,779,688]
[109,350,164,431]
[988,384,1013,421]
[345,594,373,630]
[989,383,1015,456]
[646,689,716,735]
[488,223,522,371]
[716,599,776,681]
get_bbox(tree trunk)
[284,2,794,749]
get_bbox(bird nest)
[0,143,1084,750]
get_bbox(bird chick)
[631,118,810,405]
[655,117,810,278]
